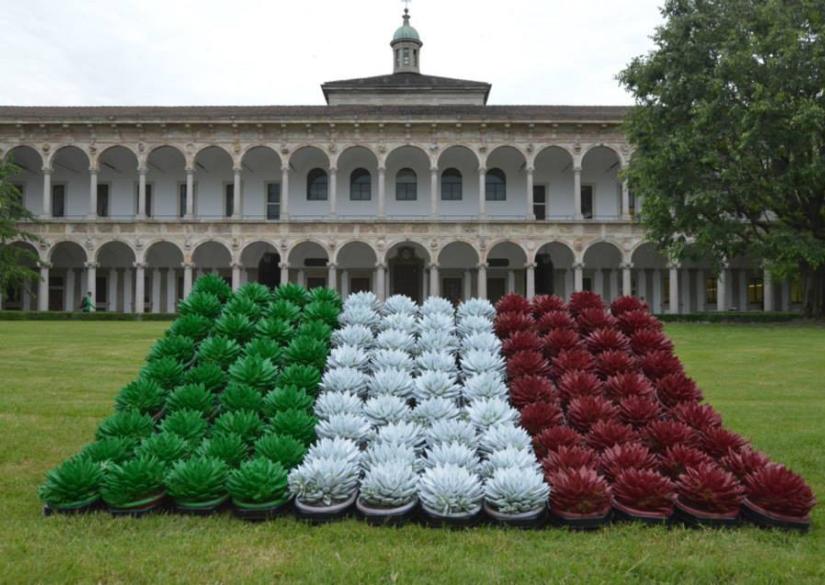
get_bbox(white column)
[232,168,242,219]
[328,167,337,217]
[185,169,195,218]
[477,263,488,300]
[695,269,706,312]
[88,169,98,218]
[506,270,516,294]
[652,269,662,314]
[182,263,193,300]
[668,264,679,315]
[135,263,145,314]
[107,268,118,312]
[638,269,648,302]
[526,167,535,220]
[430,167,439,218]
[422,269,429,302]
[151,268,161,313]
[573,166,582,220]
[526,263,536,299]
[280,164,290,220]
[375,264,386,301]
[781,280,790,312]
[279,262,289,286]
[65,269,76,311]
[594,269,604,298]
[609,269,619,301]
[42,168,52,217]
[123,269,133,314]
[137,169,147,219]
[573,263,584,292]
[763,269,773,312]
[738,269,748,311]
[463,269,472,300]
[717,268,727,312]
[621,180,631,220]
[429,264,439,298]
[377,167,386,218]
[478,167,487,217]
[681,268,691,313]
[341,270,350,298]
[166,268,176,312]
[297,270,305,287]
[328,263,337,292]
[38,264,49,312]
[231,263,242,291]
[86,263,97,307]
[621,263,632,296]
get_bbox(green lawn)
[1,321,824,584]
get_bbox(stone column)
[478,167,487,217]
[621,263,633,296]
[297,270,305,287]
[42,168,52,217]
[151,268,162,313]
[88,168,98,218]
[377,166,386,218]
[429,264,439,298]
[477,263,488,300]
[573,262,584,293]
[738,269,748,311]
[526,166,535,220]
[328,167,337,217]
[166,268,176,312]
[341,270,350,298]
[506,270,516,294]
[280,164,290,220]
[232,167,242,219]
[564,269,573,300]
[430,166,439,218]
[763,269,773,312]
[695,269,705,312]
[681,268,691,313]
[38,264,49,312]
[526,263,536,299]
[86,262,98,307]
[135,263,145,314]
[716,268,727,312]
[123,269,133,313]
[609,269,619,301]
[65,268,75,311]
[594,269,604,298]
[463,269,472,300]
[185,168,195,218]
[375,263,386,301]
[573,166,583,220]
[182,263,193,300]
[231,263,242,291]
[328,263,337,292]
[621,180,631,220]
[108,268,118,312]
[279,262,289,286]
[668,264,679,315]
[137,168,147,219]
[652,269,662,314]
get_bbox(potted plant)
[611,469,675,524]
[478,424,532,457]
[742,464,816,532]
[465,398,519,431]
[168,314,213,342]
[424,443,481,475]
[255,433,307,470]
[147,335,196,366]
[313,391,363,420]
[114,378,166,419]
[361,442,418,472]
[96,410,154,443]
[101,455,167,517]
[425,419,477,449]
[332,324,375,350]
[220,383,265,415]
[228,458,290,521]
[165,383,215,418]
[321,367,370,396]
[462,372,508,402]
[419,464,484,528]
[289,458,360,523]
[213,410,263,446]
[214,313,256,345]
[228,354,277,393]
[674,463,743,527]
[356,462,419,526]
[79,437,136,466]
[196,336,243,370]
[367,369,415,400]
[547,466,612,529]
[277,365,322,396]
[268,408,318,447]
[39,457,103,515]
[134,432,191,469]
[483,467,549,528]
[316,413,374,446]
[363,395,411,427]
[410,398,460,427]
[159,409,209,448]
[184,362,227,394]
[196,433,249,468]
[165,456,230,515]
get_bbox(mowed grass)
[1,321,824,584]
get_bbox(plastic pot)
[356,496,418,527]
[232,496,292,522]
[483,501,548,529]
[109,493,167,518]
[294,491,357,524]
[549,505,612,530]
[174,494,229,516]
[42,495,101,517]
[420,505,483,529]
[673,498,739,528]
[741,498,811,533]
[612,500,672,526]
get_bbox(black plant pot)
[741,498,811,533]
[294,491,357,524]
[174,495,230,516]
[673,498,739,528]
[612,500,672,526]
[549,506,612,530]
[483,501,548,529]
[232,497,292,522]
[43,496,101,517]
[109,493,167,518]
[421,505,482,529]
[356,496,418,527]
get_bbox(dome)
[392,10,421,44]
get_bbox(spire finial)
[402,0,411,23]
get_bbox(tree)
[619,0,825,317]
[0,157,41,298]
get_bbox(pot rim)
[483,500,546,520]
[233,495,291,511]
[295,490,357,514]
[356,495,418,516]
[675,497,739,520]
[108,492,166,510]
[612,499,672,520]
[550,504,611,521]
[743,498,811,525]
[175,494,229,510]
[51,494,99,511]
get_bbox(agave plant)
[482,447,541,479]
[168,314,213,342]
[642,420,699,453]
[675,462,744,514]
[316,413,374,444]
[277,365,322,395]
[541,445,598,474]
[456,315,495,338]
[410,397,461,426]
[339,305,381,330]
[306,437,362,467]
[460,349,505,378]
[424,442,481,473]
[659,445,714,480]
[197,336,242,370]
[496,293,531,314]
[96,410,154,442]
[214,313,256,345]
[148,335,196,365]
[548,466,611,515]
[501,330,543,357]
[612,469,675,515]
[244,338,283,364]
[421,297,454,317]
[417,330,459,354]
[414,371,461,402]
[463,372,508,402]
[656,373,703,407]
[371,349,414,372]
[537,311,577,335]
[416,350,458,375]
[519,402,564,435]
[461,331,501,354]
[485,467,549,514]
[236,282,274,307]
[566,396,619,433]
[227,457,289,506]
[478,424,532,456]
[419,464,484,516]
[383,294,418,316]
[283,336,329,371]
[457,298,496,321]
[639,351,684,381]
[274,283,312,307]
[585,328,630,355]
[165,383,214,417]
[213,411,263,445]
[375,329,416,354]
[363,395,411,427]
[359,462,419,508]
[268,408,317,446]
[531,294,566,316]
[541,327,582,357]
[196,432,248,467]
[220,383,265,414]
[720,448,770,481]
[165,456,230,505]
[375,421,426,451]
[507,351,551,380]
[609,295,647,316]
[312,391,363,420]
[115,378,166,416]
[308,287,342,308]
[466,398,519,431]
[327,345,371,372]
[332,324,374,349]
[38,457,103,509]
[100,455,166,508]
[532,426,584,458]
[256,318,295,346]
[557,371,604,403]
[255,433,307,470]
[495,311,535,339]
[586,420,640,452]
[509,375,556,408]
[604,372,656,402]
[361,442,418,472]
[618,396,662,429]
[267,299,302,323]
[629,328,673,355]
[426,419,477,448]
[184,362,227,394]
[302,301,340,328]
[745,464,816,519]
[594,351,638,378]
[178,291,222,319]
[263,386,313,417]
[223,296,265,323]
[298,319,333,344]
[576,308,618,335]
[380,312,418,335]
[671,402,723,432]
[344,290,381,312]
[192,273,233,302]
[368,368,415,400]
[598,442,658,481]
[159,409,209,446]
[320,367,370,395]
[700,427,749,459]
[135,432,191,468]
[228,354,278,392]
[141,356,186,390]
[80,437,136,465]
[419,312,455,334]
[617,309,662,335]
[288,457,360,506]
[551,349,596,377]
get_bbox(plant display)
[254,434,307,470]
[114,378,166,416]
[165,383,214,417]
[196,433,249,467]
[148,335,196,365]
[227,458,289,507]
[359,462,419,508]
[141,356,186,390]
[268,409,317,446]
[135,432,191,468]
[541,445,598,474]
[744,464,816,519]
[419,465,485,516]
[96,410,154,442]
[165,456,230,507]
[228,355,277,392]
[159,409,209,446]
[184,362,227,393]
[288,457,360,506]
[548,467,611,516]
[80,437,136,465]
[612,469,675,515]
[100,455,166,508]
[484,467,549,514]
[424,443,480,473]
[675,462,744,514]
[220,383,265,414]
[38,457,103,510]
[264,386,313,415]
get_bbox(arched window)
[441,168,462,201]
[307,168,328,201]
[396,168,417,201]
[350,168,372,201]
[486,168,507,201]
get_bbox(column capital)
[89,166,99,175]
[525,262,537,270]
[329,166,338,174]
[327,262,337,270]
[281,163,290,173]
[667,262,681,270]
[133,261,146,270]
[84,262,99,269]
[375,262,387,270]
[430,165,439,173]
[181,262,194,270]
[279,262,289,270]
[138,166,148,175]
[477,262,488,270]
[38,261,52,270]
[526,165,535,174]
[573,165,582,173]
[42,166,52,174]
[428,263,439,270]
[231,262,243,270]
[478,166,487,174]
[573,262,585,270]
[185,166,195,174]
[620,262,634,270]
[377,165,386,173]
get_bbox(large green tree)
[619,0,825,317]
[0,158,41,297]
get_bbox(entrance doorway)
[258,253,281,289]
[536,254,555,296]
[389,246,424,303]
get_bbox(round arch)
[386,240,430,303]
[241,241,281,289]
[192,240,232,272]
[5,146,45,215]
[336,241,378,296]
[583,241,623,302]
[535,241,576,298]
[534,146,575,219]
[580,146,622,219]
[288,241,330,289]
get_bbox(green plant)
[296,320,332,343]
[308,287,341,308]
[114,378,165,416]
[79,437,136,465]
[256,318,295,346]
[229,354,278,392]
[263,386,313,417]
[165,383,215,417]
[96,410,154,442]
[267,299,302,323]
[277,364,322,395]
[214,410,264,444]
[196,336,242,370]
[101,455,167,508]
[178,291,223,319]
[135,432,191,468]
[148,335,196,365]
[38,457,104,509]
[159,409,209,446]
[165,456,230,506]
[220,383,265,414]
[284,336,329,370]
[168,314,213,341]
[227,458,289,507]
[214,313,256,345]
[184,362,227,393]
[140,356,185,390]
[273,283,311,307]
[236,282,273,308]
[223,295,265,322]
[196,432,248,467]
[268,408,317,446]
[254,434,307,470]
[302,301,340,328]
[192,274,233,302]
[244,337,283,364]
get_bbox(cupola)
[391,8,422,74]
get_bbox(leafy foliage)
[288,457,359,506]
[79,437,135,465]
[96,411,154,442]
[184,362,227,394]
[165,456,229,504]
[213,411,263,445]
[359,462,419,508]
[158,409,209,446]
[135,432,191,468]
[268,408,317,446]
[254,434,307,470]
[165,384,214,417]
[114,378,165,416]
[148,335,196,365]
[196,432,249,467]
[419,464,484,516]
[196,336,242,370]
[485,467,549,514]
[38,457,103,509]
[227,458,289,506]
[220,383,265,414]
[228,354,277,392]
[101,455,166,507]
[140,357,185,390]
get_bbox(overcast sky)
[1,0,664,107]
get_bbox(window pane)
[179,184,187,217]
[97,184,109,217]
[267,183,281,220]
[485,169,506,201]
[441,169,462,201]
[396,169,417,201]
[146,184,153,218]
[350,168,371,201]
[225,184,234,217]
[307,169,328,201]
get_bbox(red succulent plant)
[541,445,598,474]
[659,445,714,480]
[745,464,816,519]
[720,448,770,481]
[494,311,535,339]
[519,401,565,435]
[599,442,658,480]
[612,469,675,515]
[533,425,584,457]
[586,419,640,452]
[576,308,618,335]
[506,350,551,380]
[557,370,604,403]
[585,328,631,354]
[536,311,577,334]
[604,372,656,402]
[701,427,749,459]
[531,294,566,317]
[509,375,556,408]
[610,296,648,316]
[642,420,699,453]
[548,466,612,515]
[618,395,662,429]
[551,348,595,377]
[675,462,744,514]
[495,293,531,315]
[542,328,584,358]
[655,373,703,407]
[617,310,662,336]
[629,328,674,356]
[567,396,619,433]
[501,330,543,358]
[567,291,604,316]
[594,350,639,378]
[671,402,722,431]
[639,350,684,381]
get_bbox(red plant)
[576,308,618,334]
[506,350,551,380]
[557,370,603,403]
[659,445,714,480]
[639,350,683,380]
[533,425,583,458]
[548,467,611,515]
[541,445,598,474]
[536,311,577,334]
[618,395,662,429]
[594,350,638,378]
[509,375,556,408]
[604,372,656,402]
[519,401,564,435]
[585,328,631,354]
[617,310,662,336]
[495,293,531,315]
[720,448,770,481]
[586,420,639,452]
[542,328,583,358]
[494,311,535,339]
[568,291,604,316]
[551,349,595,377]
[610,296,649,316]
[745,464,816,519]
[701,427,749,459]
[642,420,698,453]
[671,402,722,431]
[531,294,566,317]
[599,442,658,480]
[501,330,543,358]
[567,396,619,433]
[655,373,702,407]
[675,462,744,514]
[629,328,674,356]
[613,469,675,515]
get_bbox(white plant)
[379,313,418,335]
[457,298,496,321]
[327,345,371,372]
[375,421,425,451]
[460,349,506,378]
[306,437,362,468]
[375,329,417,353]
[413,370,461,402]
[465,398,519,430]
[332,324,374,350]
[320,367,370,395]
[456,315,494,338]
[382,295,418,317]
[423,442,480,474]
[416,350,457,375]
[339,305,380,331]
[418,464,484,516]
[363,395,411,427]
[481,447,541,479]
[313,391,364,419]
[421,297,455,317]
[360,442,418,472]
[425,419,477,448]
[479,424,532,455]
[461,331,502,353]
[288,457,360,506]
[359,462,419,508]
[419,312,455,334]
[316,413,375,444]
[410,397,461,426]
[416,330,460,355]
[367,368,415,399]
[371,349,414,372]
[343,291,381,313]
[484,467,550,514]
[462,372,509,401]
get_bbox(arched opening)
[50,146,90,219]
[194,147,234,219]
[485,169,507,201]
[1,242,40,311]
[438,242,480,304]
[241,242,281,289]
[145,241,185,313]
[350,168,372,201]
[288,242,329,289]
[241,147,283,221]
[98,146,138,219]
[486,242,527,304]
[385,145,430,217]
[307,168,328,201]
[584,241,623,302]
[581,146,622,220]
[96,241,137,312]
[386,242,430,303]
[289,147,330,218]
[50,241,88,311]
[441,169,463,201]
[336,241,378,296]
[535,242,575,298]
[534,146,575,220]
[438,146,479,217]
[146,146,186,219]
[486,146,527,216]
[337,146,378,217]
[5,146,43,216]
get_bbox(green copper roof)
[393,11,421,43]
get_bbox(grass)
[1,321,824,584]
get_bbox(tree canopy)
[0,157,41,295]
[619,0,825,316]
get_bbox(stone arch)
[194,147,235,219]
[48,240,87,265]
[288,241,330,289]
[485,146,527,211]
[438,241,481,304]
[192,240,233,271]
[583,240,624,301]
[97,146,139,218]
[5,146,45,215]
[95,240,137,266]
[241,241,281,289]
[534,146,576,219]
[144,240,184,268]
[46,144,90,169]
[336,241,378,296]
[337,146,379,213]
[535,241,576,298]
[288,146,331,215]
[385,240,430,303]
[385,145,432,217]
[146,146,186,219]
[580,146,623,219]
[241,146,283,220]
[485,240,529,303]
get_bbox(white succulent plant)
[359,462,419,508]
[371,349,414,372]
[460,349,506,378]
[423,442,481,474]
[479,424,532,456]
[416,330,460,354]
[419,312,455,334]
[375,329,417,354]
[379,313,418,335]
[418,464,484,516]
[462,372,509,401]
[456,298,496,321]
[415,350,457,375]
[481,447,541,479]
[465,398,519,430]
[327,345,371,372]
[375,421,425,451]
[363,395,411,427]
[461,331,502,354]
[413,370,462,402]
[425,418,477,448]
[382,294,418,317]
[343,291,381,313]
[484,467,550,514]
[313,391,364,419]
[332,324,374,350]
[316,413,375,444]
[320,367,370,395]
[360,441,419,472]
[456,315,495,338]
[339,305,381,331]
[306,437,362,467]
[410,397,461,426]
[367,368,415,399]
[288,457,360,506]
[420,297,455,317]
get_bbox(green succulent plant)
[263,386,313,417]
[277,365,322,395]
[296,320,333,343]
[79,437,136,465]
[227,458,289,507]
[184,362,227,393]
[228,354,277,392]
[214,313,256,345]
[141,356,185,390]
[165,456,229,506]
[244,337,283,364]
[114,378,165,416]
[256,318,295,346]
[284,336,329,371]
[178,291,223,319]
[223,296,265,322]
[192,273,232,303]
[148,335,196,365]
[168,314,213,341]
[267,408,317,446]
[213,410,264,444]
[308,287,341,308]
[196,432,248,467]
[266,299,301,323]
[38,457,104,509]
[101,455,167,508]
[220,383,265,414]
[96,410,154,442]
[159,409,209,446]
[273,283,311,307]
[196,336,242,370]
[236,282,273,307]
[254,433,307,470]
[302,301,340,328]
[135,432,191,468]
[165,384,215,417]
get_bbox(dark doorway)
[390,246,423,303]
[442,277,462,306]
[48,276,63,311]
[351,277,371,294]
[488,278,506,306]
[536,254,555,296]
[258,253,281,289]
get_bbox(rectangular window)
[179,184,187,218]
[488,259,509,269]
[533,186,546,220]
[441,184,462,201]
[224,184,234,218]
[52,185,66,218]
[396,182,417,201]
[305,258,328,268]
[97,184,110,217]
[266,183,281,220]
[747,277,764,304]
[706,277,718,304]
[581,185,594,219]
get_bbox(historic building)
[1,10,790,313]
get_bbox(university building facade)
[1,11,792,313]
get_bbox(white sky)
[1,0,664,106]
